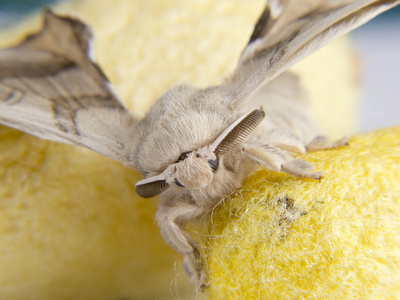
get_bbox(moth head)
[135,109,265,198]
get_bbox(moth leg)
[281,159,323,179]
[156,203,206,288]
[306,135,349,151]
[243,145,323,179]
[182,240,206,288]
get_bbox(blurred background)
[0,1,399,132]
[351,7,400,132]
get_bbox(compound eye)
[177,151,191,162]
[208,157,219,172]
[174,178,185,187]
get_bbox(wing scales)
[0,10,139,164]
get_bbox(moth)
[0,0,398,288]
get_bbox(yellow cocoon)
[0,0,362,299]
[203,127,400,299]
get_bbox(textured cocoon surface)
[0,0,359,299]
[202,127,400,299]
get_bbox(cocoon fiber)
[0,0,373,299]
[202,127,400,299]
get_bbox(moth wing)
[0,10,139,164]
[226,0,400,107]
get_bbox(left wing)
[0,10,139,164]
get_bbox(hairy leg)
[156,200,207,287]
[306,135,349,151]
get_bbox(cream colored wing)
[227,0,400,107]
[0,10,139,164]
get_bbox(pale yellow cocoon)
[202,127,400,299]
[0,0,366,299]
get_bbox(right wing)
[0,10,139,164]
[226,0,400,108]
